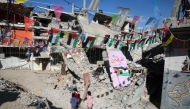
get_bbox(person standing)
[26,48,31,62]
[86,91,93,109]
[70,93,78,109]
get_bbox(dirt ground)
[0,70,71,109]
[0,70,158,109]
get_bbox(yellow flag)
[15,0,28,4]
[161,34,174,47]
[64,32,69,39]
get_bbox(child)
[70,93,77,109]
[73,88,80,101]
[86,91,93,109]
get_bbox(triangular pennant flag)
[145,17,156,26]
[24,17,34,30]
[163,23,169,34]
[64,32,69,39]
[86,36,95,49]
[107,38,114,47]
[87,10,95,24]
[132,16,140,26]
[103,34,110,44]
[112,14,119,25]
[15,0,28,4]
[182,41,186,53]
[154,19,160,28]
[134,39,140,50]
[178,17,184,24]
[67,33,79,48]
[127,40,133,51]
[24,37,30,44]
[165,18,170,24]
[53,5,64,21]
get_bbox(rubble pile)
[0,77,59,109]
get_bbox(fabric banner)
[53,5,64,21]
[145,17,155,26]
[132,16,140,26]
[15,0,28,3]
[108,51,127,68]
[24,37,30,44]
[24,17,34,30]
[112,14,119,25]
[152,0,161,18]
[161,34,174,46]
[86,36,95,49]
[110,67,131,88]
[67,33,79,48]
[87,10,95,24]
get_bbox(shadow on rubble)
[0,91,20,106]
[67,69,81,81]
[140,46,165,109]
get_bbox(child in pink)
[86,91,93,109]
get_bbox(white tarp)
[0,57,30,70]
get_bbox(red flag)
[178,17,184,24]
[24,17,34,30]
[53,5,64,21]
[163,23,169,34]
[132,16,140,26]
[182,41,186,53]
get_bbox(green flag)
[112,14,119,25]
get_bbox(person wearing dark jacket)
[93,65,104,80]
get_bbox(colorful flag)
[13,39,19,47]
[107,38,114,47]
[161,34,174,46]
[114,40,123,50]
[179,17,184,24]
[24,17,34,30]
[152,0,161,18]
[86,36,95,49]
[145,17,155,26]
[103,34,110,44]
[112,14,119,25]
[24,37,30,44]
[64,32,69,39]
[134,39,140,50]
[127,40,133,51]
[87,10,95,24]
[139,38,146,47]
[163,23,169,33]
[53,5,64,21]
[15,0,28,4]
[67,33,79,48]
[132,16,140,26]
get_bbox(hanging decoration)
[161,34,174,47]
[53,5,64,21]
[67,33,79,48]
[87,10,95,24]
[132,16,140,26]
[86,36,96,49]
[145,17,156,26]
[112,14,119,25]
[15,0,28,4]
[24,17,34,31]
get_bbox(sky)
[24,0,175,31]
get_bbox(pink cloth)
[86,96,92,108]
[108,51,127,68]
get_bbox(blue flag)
[145,17,156,26]
[154,19,160,28]
[87,10,95,24]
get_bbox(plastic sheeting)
[0,57,29,69]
